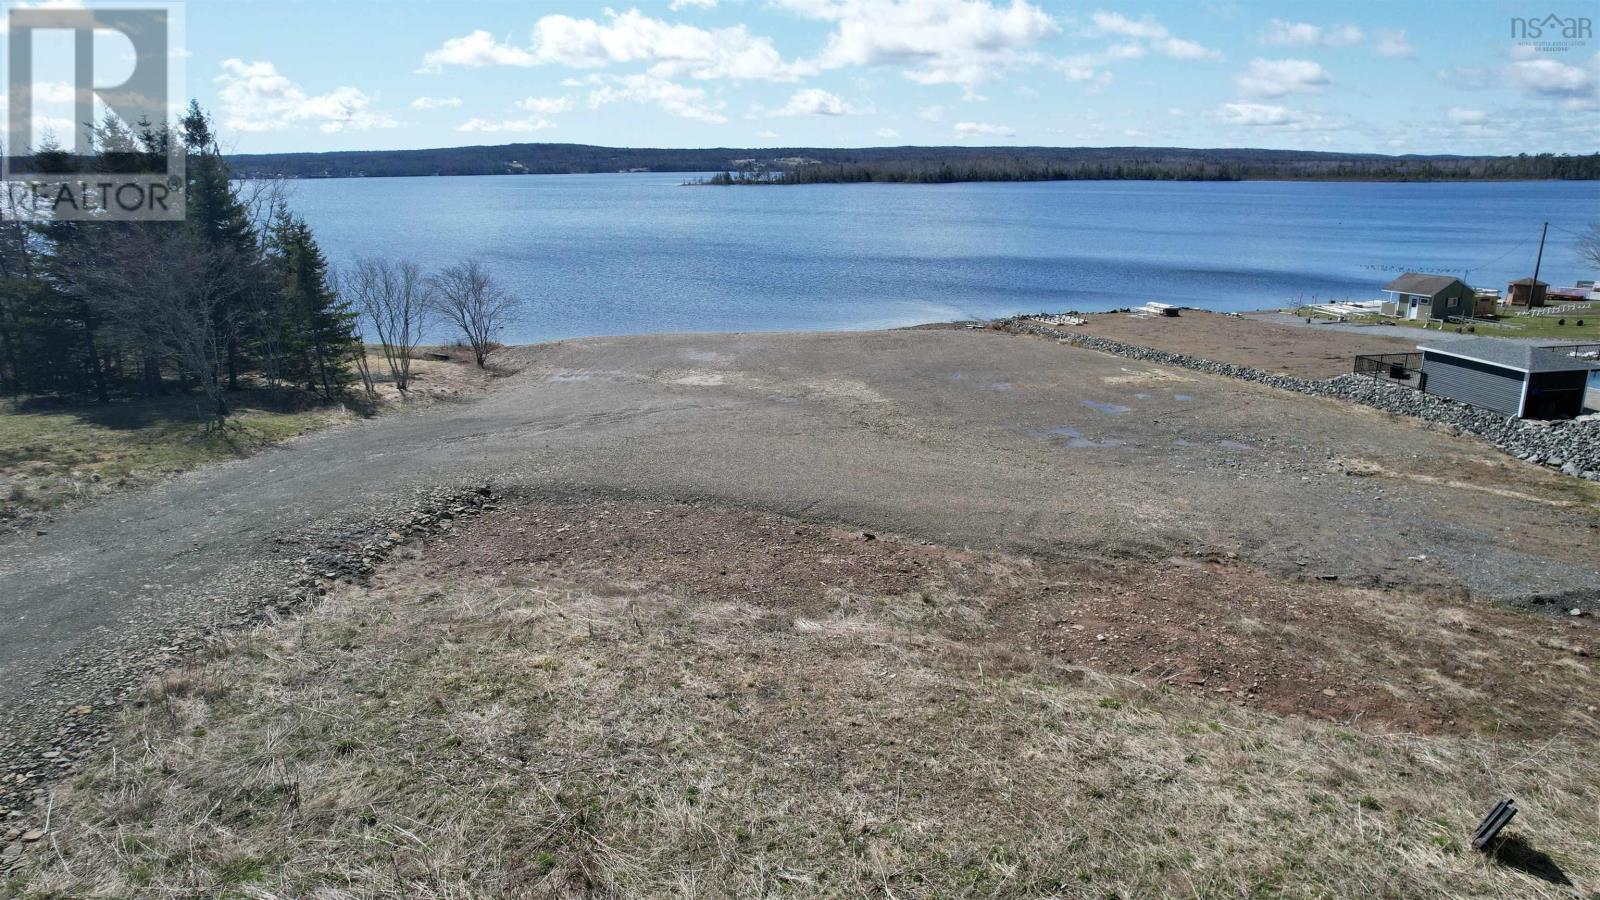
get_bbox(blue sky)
[25,0,1600,154]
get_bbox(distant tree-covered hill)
[224,143,1600,182]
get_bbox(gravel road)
[3,328,1596,814]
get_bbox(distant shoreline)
[228,170,1597,185]
[223,142,1600,182]
[683,173,1594,186]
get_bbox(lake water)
[285,174,1599,343]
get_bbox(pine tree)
[181,102,258,391]
[266,211,357,399]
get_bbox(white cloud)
[418,30,538,71]
[1217,101,1295,126]
[0,0,86,36]
[32,80,82,104]
[1053,43,1134,88]
[876,126,900,138]
[1065,8,1218,84]
[216,59,397,133]
[422,10,801,81]
[455,116,555,133]
[1504,57,1593,98]
[1439,52,1599,112]
[1214,102,1335,132]
[766,87,866,116]
[585,73,728,123]
[1087,10,1220,60]
[755,128,779,138]
[1236,58,1330,97]
[1446,107,1485,125]
[918,104,945,121]
[1259,20,1320,46]
[514,95,575,114]
[953,120,1014,137]
[1260,20,1363,48]
[409,96,462,110]
[669,0,717,8]
[1260,19,1410,58]
[783,0,1059,86]
[1373,29,1415,59]
[1088,10,1164,40]
[1156,37,1215,60]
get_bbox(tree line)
[0,104,519,417]
[693,152,1600,186]
[221,141,1600,182]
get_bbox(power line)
[1547,222,1592,239]
[1462,234,1533,279]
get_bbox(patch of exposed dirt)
[362,345,503,403]
[422,498,1598,738]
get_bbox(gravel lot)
[3,327,1597,830]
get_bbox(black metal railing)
[1542,343,1600,362]
[1354,352,1423,385]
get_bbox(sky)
[15,0,1600,155]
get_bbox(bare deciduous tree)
[347,257,430,394]
[430,260,518,368]
[237,177,293,236]
[1578,224,1600,271]
[95,228,241,419]
[326,269,375,398]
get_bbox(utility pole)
[1531,220,1548,285]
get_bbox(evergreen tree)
[266,211,357,399]
[180,101,258,391]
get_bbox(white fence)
[1517,302,1594,318]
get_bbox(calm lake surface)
[286,174,1599,343]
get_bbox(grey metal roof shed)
[1417,339,1598,419]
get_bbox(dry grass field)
[9,500,1596,898]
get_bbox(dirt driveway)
[3,328,1596,801]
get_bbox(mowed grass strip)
[8,538,1594,898]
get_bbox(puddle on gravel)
[1218,439,1258,451]
[1135,392,1152,400]
[544,371,594,383]
[1174,394,1195,401]
[1032,427,1124,449]
[982,382,1014,392]
[1081,399,1132,415]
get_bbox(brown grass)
[1055,310,1420,379]
[0,352,502,524]
[6,503,1597,898]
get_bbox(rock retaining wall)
[1003,319,1600,482]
